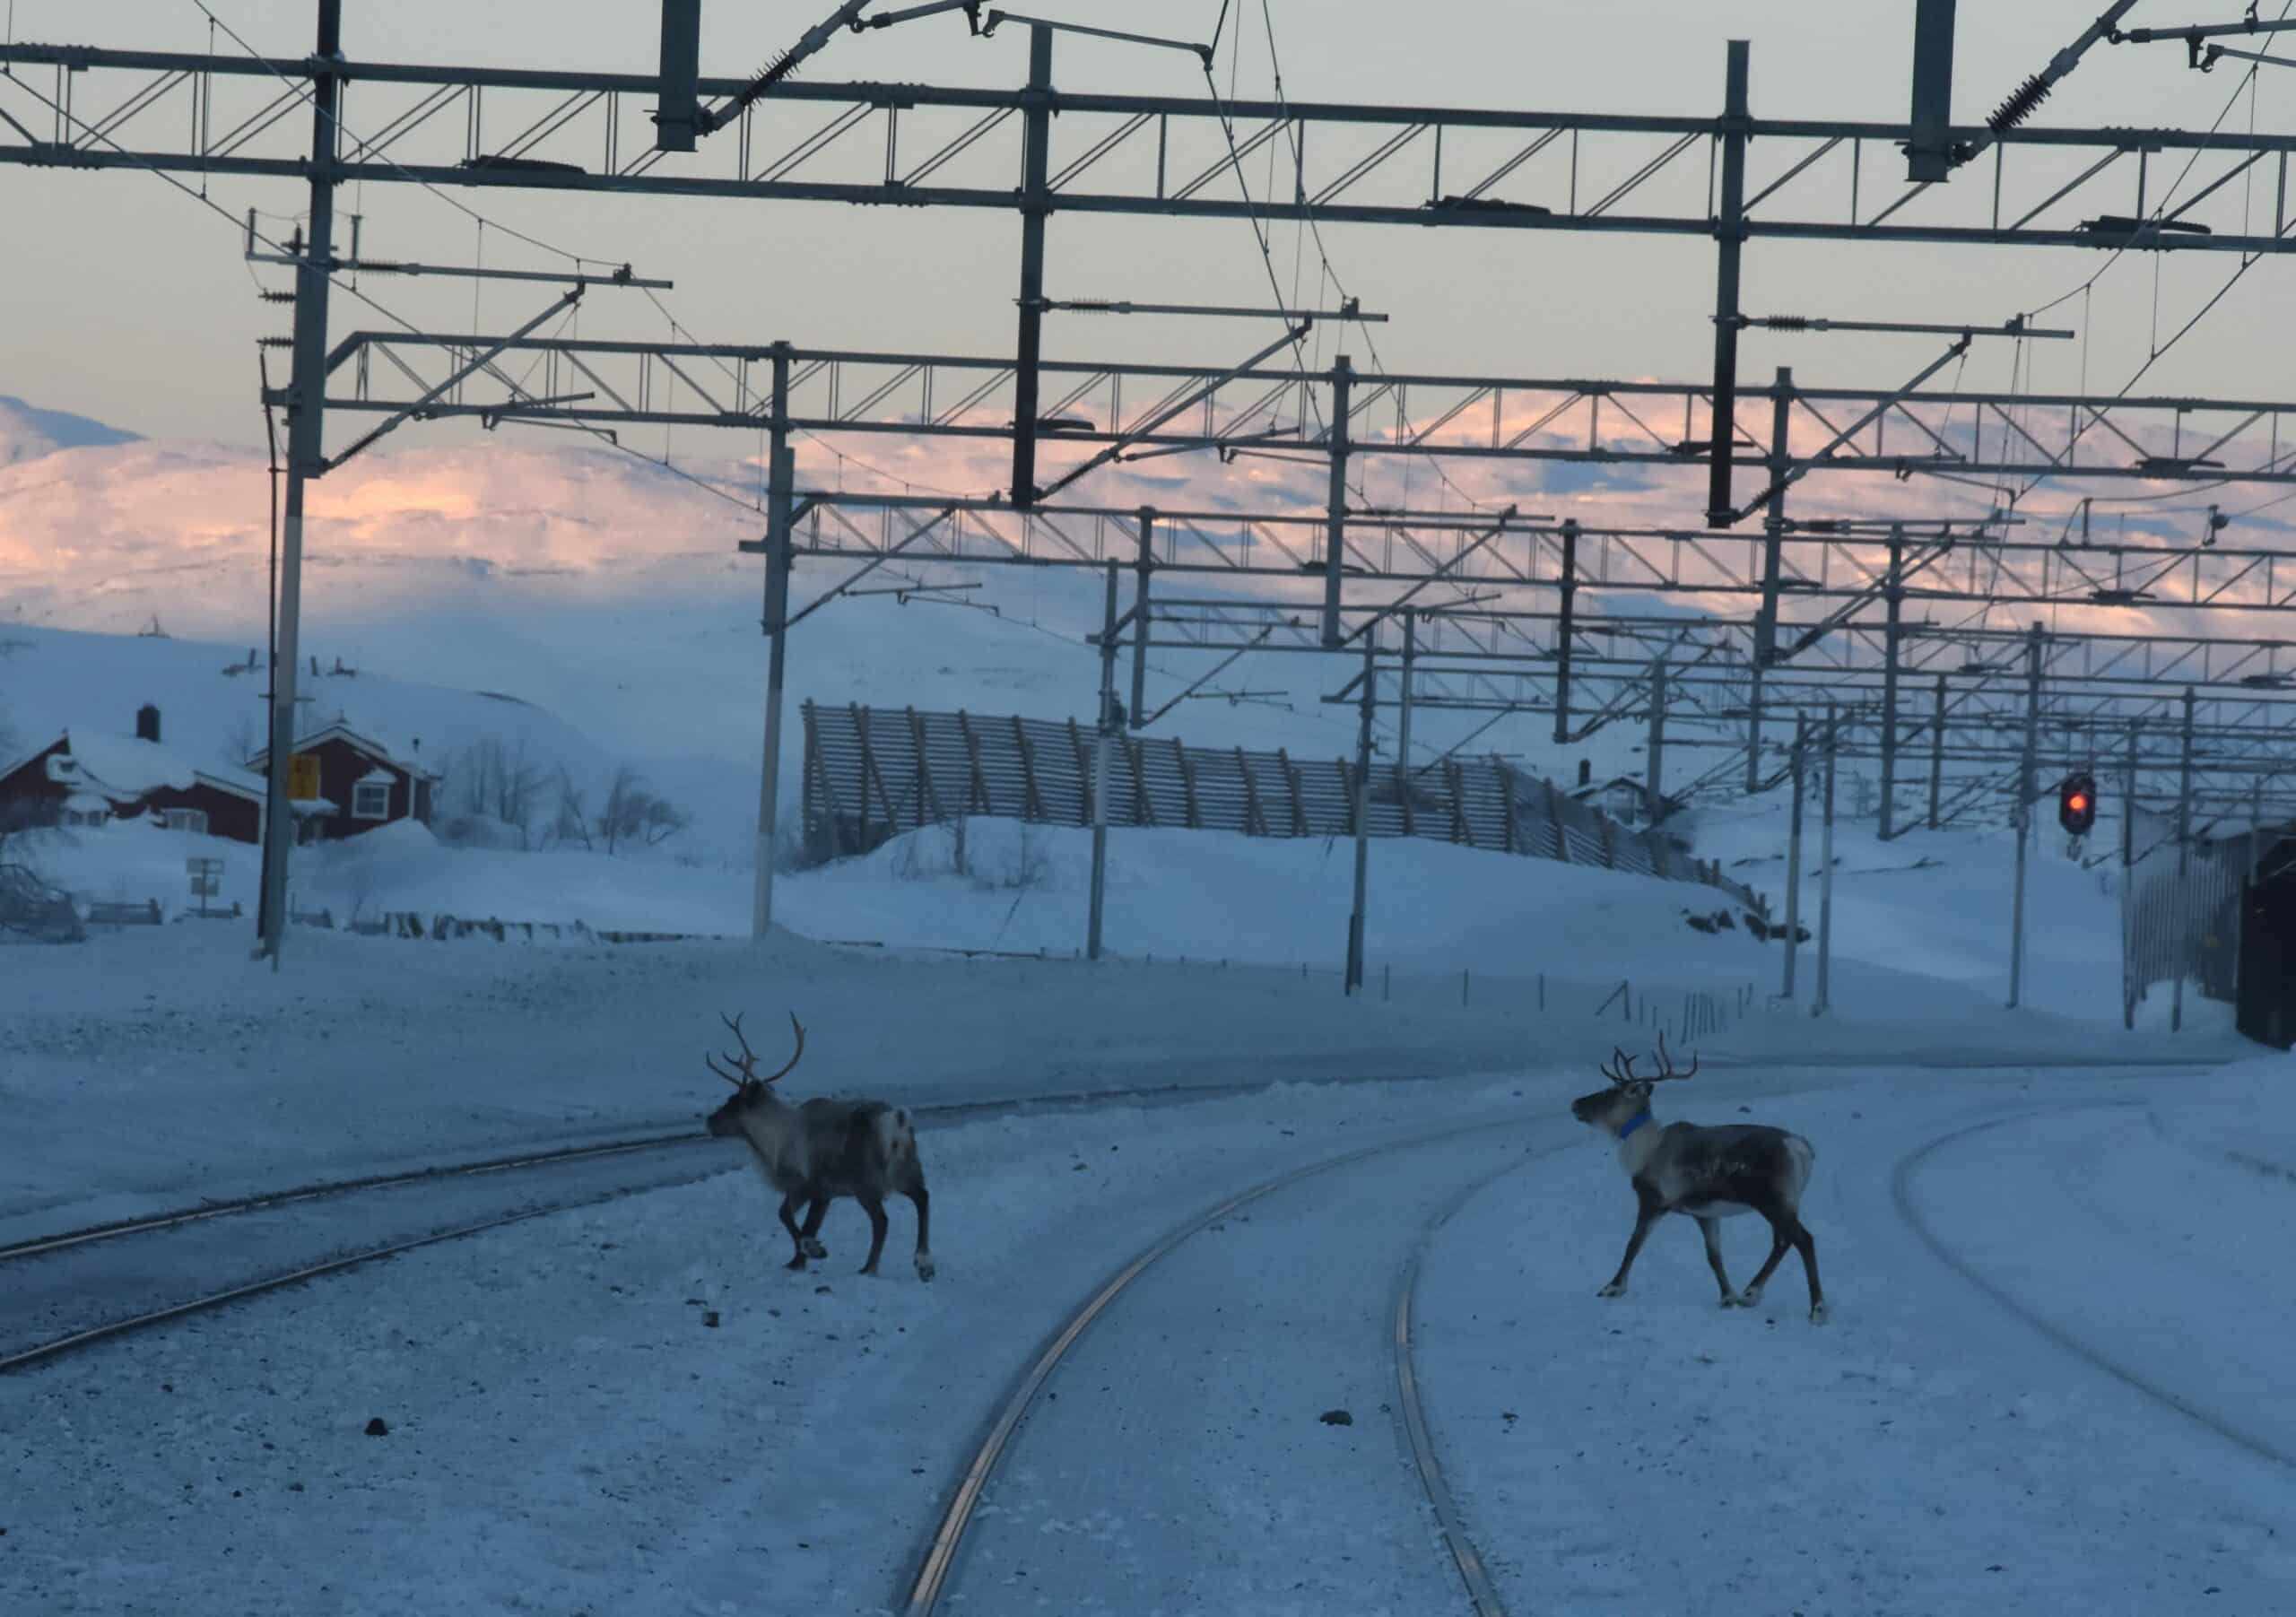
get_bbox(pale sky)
[4,0,2293,455]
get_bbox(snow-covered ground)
[6,1060,2292,1615]
[5,403,2289,1615]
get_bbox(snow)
[57,728,196,800]
[1414,1076,2296,1614]
[5,413,2292,1611]
[7,1064,2292,1614]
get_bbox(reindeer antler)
[1648,1029,1700,1082]
[1598,1046,1641,1087]
[708,1009,806,1090]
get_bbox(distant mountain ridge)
[0,396,143,467]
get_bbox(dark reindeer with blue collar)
[1570,1034,1826,1323]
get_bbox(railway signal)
[2058,772,2099,836]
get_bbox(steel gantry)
[8,9,2296,976]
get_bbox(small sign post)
[187,856,225,918]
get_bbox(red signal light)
[2068,793,2089,812]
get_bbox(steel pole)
[1815,702,1837,1015]
[1747,367,1791,790]
[1009,24,1053,507]
[1321,354,1355,646]
[1088,561,1118,961]
[2008,622,2042,1009]
[1128,507,1153,726]
[752,343,796,940]
[1646,656,1668,823]
[2122,720,2139,1031]
[1347,629,1377,995]
[257,0,344,966]
[1706,39,1752,526]
[1879,526,1904,839]
[1397,609,1417,768]
[2172,685,2196,1031]
[1553,518,1578,744]
[1782,713,1806,999]
[1928,673,1948,829]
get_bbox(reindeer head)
[1570,1031,1698,1136]
[703,1011,806,1137]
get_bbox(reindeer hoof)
[916,1255,936,1282]
[785,1254,808,1271]
[803,1239,828,1260]
[1596,1282,1626,1299]
[1809,1302,1831,1326]
[857,1261,879,1276]
[1735,1288,1763,1308]
[1720,1293,1747,1309]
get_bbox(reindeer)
[703,1012,935,1282]
[1569,1033,1825,1323]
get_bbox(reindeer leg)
[1598,1195,1663,1298]
[906,1173,935,1282]
[856,1191,890,1275]
[778,1192,810,1271]
[1787,1215,1825,1323]
[1741,1195,1809,1313]
[797,1195,831,1262]
[1696,1216,1744,1306]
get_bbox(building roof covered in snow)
[58,729,197,800]
[246,720,439,780]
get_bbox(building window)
[352,780,392,820]
[159,808,209,835]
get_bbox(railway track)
[1892,1100,2296,1472]
[0,1073,1476,1377]
[902,1118,1565,1615]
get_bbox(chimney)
[136,704,161,744]
[1577,758,1591,788]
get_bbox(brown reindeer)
[1569,1033,1824,1322]
[703,1012,935,1281]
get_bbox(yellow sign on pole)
[289,753,321,803]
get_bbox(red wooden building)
[246,721,439,844]
[0,717,265,844]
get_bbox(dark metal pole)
[1782,712,1806,999]
[1128,507,1153,726]
[257,0,344,966]
[1706,39,1752,526]
[1928,673,1948,829]
[752,342,796,939]
[1906,0,1960,181]
[1089,561,1118,961]
[2008,622,2041,1008]
[1879,525,1904,839]
[1397,609,1417,768]
[1816,702,1837,1015]
[2122,720,2139,1030]
[1346,629,1377,995]
[1010,24,1053,507]
[1645,656,1667,823]
[1321,353,1355,646]
[2172,684,2196,1031]
[1553,518,1578,744]
[1747,366,1791,790]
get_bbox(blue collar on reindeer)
[1617,1109,1654,1141]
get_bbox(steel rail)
[0,1074,1558,1377]
[1394,1155,1541,1616]
[1891,1103,2296,1472]
[900,1119,1560,1614]
[0,1127,706,1264]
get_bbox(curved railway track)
[902,1119,1564,1616]
[1891,1100,2296,1473]
[0,1074,1454,1377]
